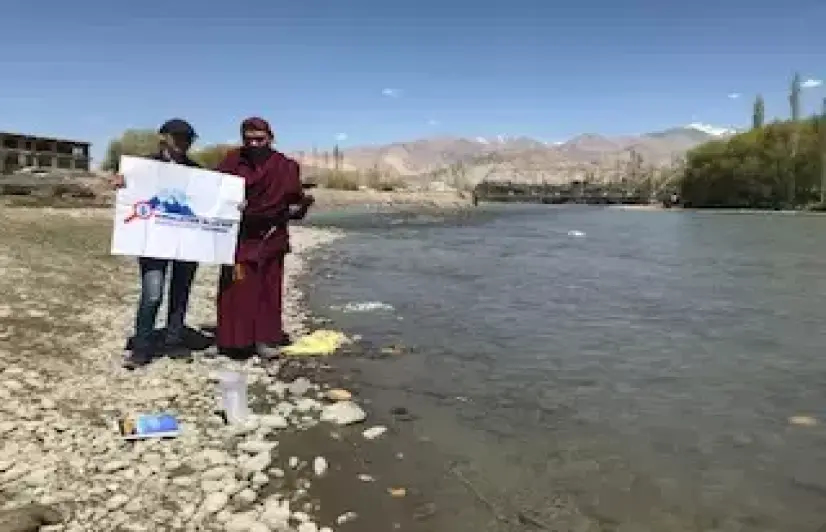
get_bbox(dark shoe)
[162,331,194,360]
[256,334,292,359]
[163,343,193,361]
[123,351,152,370]
[255,343,281,359]
[217,346,255,361]
[271,333,292,347]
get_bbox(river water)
[305,205,826,531]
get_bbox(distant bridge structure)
[473,181,655,205]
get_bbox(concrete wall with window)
[0,133,91,174]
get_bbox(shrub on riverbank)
[315,169,361,190]
[680,117,826,209]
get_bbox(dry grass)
[0,209,128,373]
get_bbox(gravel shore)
[0,208,409,531]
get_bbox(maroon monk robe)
[215,148,305,349]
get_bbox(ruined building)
[0,131,91,174]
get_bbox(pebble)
[298,522,319,532]
[202,466,234,481]
[262,499,291,528]
[292,511,312,522]
[172,475,196,487]
[200,449,231,466]
[362,426,388,440]
[225,512,262,532]
[106,494,130,510]
[241,451,272,476]
[313,456,328,476]
[234,488,258,504]
[295,397,323,412]
[238,440,278,454]
[325,388,352,401]
[100,460,130,473]
[336,511,358,525]
[789,415,817,426]
[288,377,313,396]
[320,401,367,426]
[251,472,269,487]
[259,414,289,430]
[202,492,229,514]
[0,226,386,531]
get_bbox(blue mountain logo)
[123,188,198,223]
[146,195,195,216]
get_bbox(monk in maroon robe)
[215,117,313,358]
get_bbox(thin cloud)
[727,92,741,99]
[801,79,823,89]
[427,119,439,126]
[381,88,402,98]
[335,133,348,141]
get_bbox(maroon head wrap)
[241,117,273,138]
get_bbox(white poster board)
[110,155,245,265]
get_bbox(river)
[305,205,826,531]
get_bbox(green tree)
[788,73,803,204]
[331,145,342,170]
[448,161,472,190]
[790,72,801,122]
[752,94,765,129]
[679,118,822,208]
[100,129,159,171]
[190,144,236,169]
[626,149,643,181]
[820,98,826,204]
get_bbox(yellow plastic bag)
[281,330,349,356]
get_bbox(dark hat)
[159,118,197,140]
[241,117,273,137]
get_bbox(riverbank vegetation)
[678,74,826,209]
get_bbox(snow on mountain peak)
[686,122,737,137]
[474,135,512,144]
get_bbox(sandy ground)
[0,207,468,531]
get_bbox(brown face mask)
[241,145,272,164]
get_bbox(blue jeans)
[133,258,198,354]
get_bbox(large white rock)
[362,426,387,440]
[320,401,366,426]
[241,451,272,476]
[258,414,289,430]
[201,492,229,514]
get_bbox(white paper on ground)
[110,155,245,265]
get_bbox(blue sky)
[1,0,824,163]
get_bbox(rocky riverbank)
[0,209,456,531]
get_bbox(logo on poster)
[123,188,233,233]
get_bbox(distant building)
[0,131,91,174]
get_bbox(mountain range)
[295,123,738,186]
